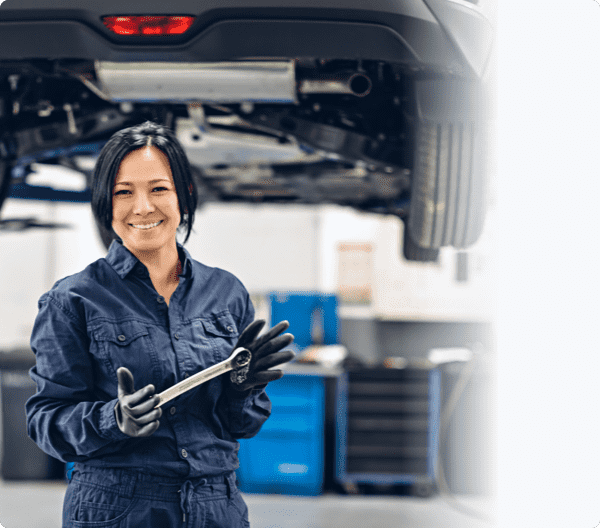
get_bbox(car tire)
[0,158,14,216]
[408,118,486,250]
[402,223,440,262]
[407,76,487,252]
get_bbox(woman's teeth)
[131,220,162,230]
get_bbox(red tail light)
[102,16,195,36]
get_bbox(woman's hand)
[230,319,295,393]
[114,367,162,437]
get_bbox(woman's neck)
[128,243,181,288]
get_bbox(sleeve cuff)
[98,399,130,442]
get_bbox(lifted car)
[0,0,494,260]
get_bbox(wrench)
[155,347,251,408]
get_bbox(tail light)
[102,16,195,36]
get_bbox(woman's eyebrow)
[114,179,172,186]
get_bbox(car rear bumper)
[0,0,492,78]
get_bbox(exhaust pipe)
[297,71,372,97]
[95,61,297,103]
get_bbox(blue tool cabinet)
[236,373,325,496]
[334,367,440,496]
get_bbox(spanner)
[155,347,251,408]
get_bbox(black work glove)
[230,319,295,393]
[114,367,162,438]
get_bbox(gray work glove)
[230,319,295,393]
[114,367,162,438]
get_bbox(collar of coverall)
[105,239,193,280]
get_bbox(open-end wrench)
[155,347,252,408]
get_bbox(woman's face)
[112,145,181,255]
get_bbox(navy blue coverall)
[26,240,271,527]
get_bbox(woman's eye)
[114,189,130,196]
[153,186,168,192]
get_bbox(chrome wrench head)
[230,348,252,385]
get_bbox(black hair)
[91,121,198,245]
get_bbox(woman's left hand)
[229,319,295,393]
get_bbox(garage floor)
[0,479,495,528]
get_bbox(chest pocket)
[201,311,240,362]
[92,321,158,388]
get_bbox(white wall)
[0,167,495,349]
[187,203,321,293]
[319,205,497,322]
[0,197,324,349]
[0,198,106,349]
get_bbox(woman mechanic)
[26,121,295,527]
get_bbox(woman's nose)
[132,191,155,214]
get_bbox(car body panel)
[0,0,488,77]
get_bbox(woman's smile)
[130,220,164,230]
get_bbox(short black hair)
[91,121,198,244]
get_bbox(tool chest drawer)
[237,373,325,496]
[335,368,440,495]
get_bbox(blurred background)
[0,180,496,527]
[0,0,500,525]
[2,1,600,528]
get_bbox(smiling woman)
[25,121,296,527]
[111,145,183,303]
[91,123,197,304]
[91,121,197,247]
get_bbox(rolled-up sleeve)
[26,293,129,463]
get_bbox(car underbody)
[0,0,493,260]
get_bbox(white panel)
[53,203,107,280]
[185,203,320,293]
[0,198,106,349]
[0,200,57,349]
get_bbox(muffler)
[297,71,372,97]
[95,61,297,103]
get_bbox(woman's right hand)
[114,367,162,438]
[229,319,295,393]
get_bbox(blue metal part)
[65,461,75,481]
[428,367,441,481]
[8,182,91,203]
[334,371,349,484]
[6,142,103,202]
[15,142,105,166]
[269,292,339,350]
[237,373,325,496]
